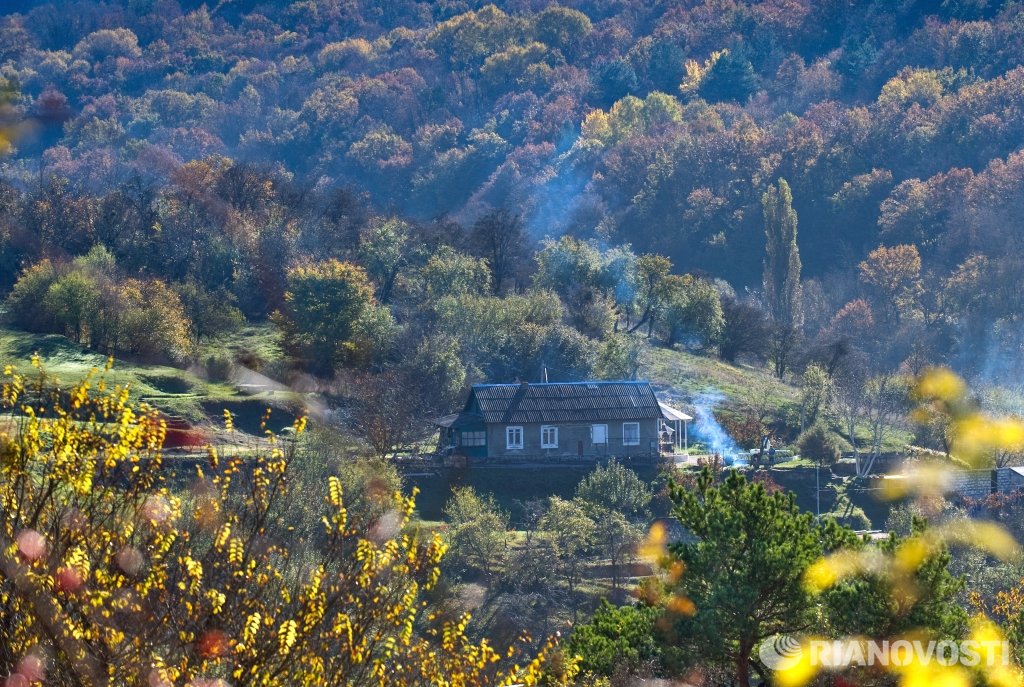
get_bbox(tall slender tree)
[762,178,803,329]
[762,178,803,378]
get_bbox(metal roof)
[469,381,664,424]
[658,401,693,422]
[436,412,485,429]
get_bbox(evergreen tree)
[664,469,854,687]
[699,49,758,103]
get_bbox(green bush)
[797,423,841,466]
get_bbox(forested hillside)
[7,3,1024,686]
[1,0,1024,445]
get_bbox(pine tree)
[665,469,854,687]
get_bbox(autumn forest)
[2,0,1024,685]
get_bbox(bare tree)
[832,365,867,472]
[845,371,908,478]
[469,208,529,295]
[348,369,429,459]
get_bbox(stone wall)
[942,469,995,499]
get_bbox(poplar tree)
[762,178,803,378]
[762,178,803,329]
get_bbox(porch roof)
[658,402,692,422]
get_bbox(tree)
[797,423,841,466]
[0,365,575,686]
[762,179,802,327]
[175,280,245,341]
[5,260,59,334]
[575,459,652,519]
[535,6,592,58]
[656,275,724,349]
[698,48,758,103]
[469,209,529,296]
[665,469,853,687]
[418,246,491,300]
[590,59,639,108]
[277,260,392,374]
[762,179,803,378]
[627,254,672,335]
[42,270,101,344]
[860,372,909,476]
[822,521,967,641]
[114,278,193,362]
[541,497,596,620]
[359,217,416,304]
[718,296,770,363]
[832,363,868,465]
[443,487,510,587]
[592,507,643,593]
[347,368,428,459]
[568,601,662,680]
[798,363,832,432]
[859,244,923,326]
[594,334,643,380]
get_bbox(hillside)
[0,0,1016,464]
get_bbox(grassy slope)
[640,343,913,452]
[0,325,300,434]
[640,343,797,423]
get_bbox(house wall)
[481,418,661,461]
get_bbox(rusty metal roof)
[468,381,663,424]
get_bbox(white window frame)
[622,422,641,446]
[506,426,524,450]
[591,424,608,445]
[541,425,558,449]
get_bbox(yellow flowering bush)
[0,361,575,686]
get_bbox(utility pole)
[816,460,820,520]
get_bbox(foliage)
[859,244,923,325]
[540,497,596,619]
[718,296,770,363]
[574,459,652,519]
[0,362,575,685]
[5,255,192,362]
[821,522,969,639]
[664,469,854,686]
[566,601,661,679]
[442,487,510,585]
[655,275,724,350]
[277,260,393,374]
[797,422,841,466]
[762,178,802,332]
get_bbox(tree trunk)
[736,644,752,687]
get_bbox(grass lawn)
[0,325,299,435]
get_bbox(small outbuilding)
[436,380,687,463]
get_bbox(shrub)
[798,423,841,465]
[0,364,576,685]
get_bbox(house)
[435,380,690,463]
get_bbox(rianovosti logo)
[759,634,1012,672]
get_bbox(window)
[623,422,640,446]
[591,424,608,445]
[541,425,558,449]
[506,426,524,450]
[459,431,486,447]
